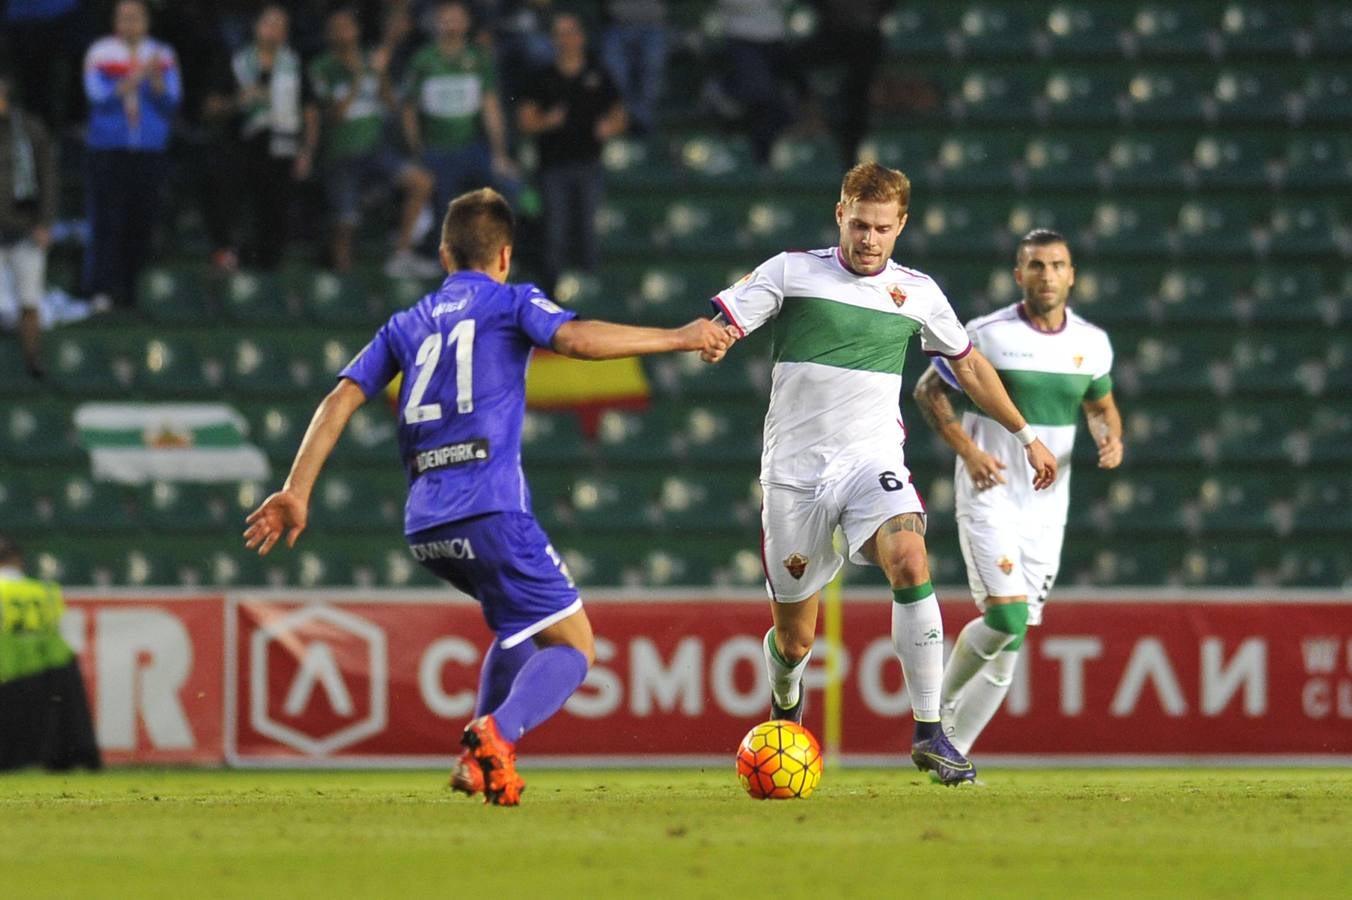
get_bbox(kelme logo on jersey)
[783,553,809,580]
[412,439,489,475]
[998,556,1015,575]
[916,626,941,647]
[889,285,907,307]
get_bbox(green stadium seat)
[525,467,574,532]
[228,335,319,395]
[1307,406,1352,462]
[521,410,589,464]
[673,133,756,182]
[0,348,36,396]
[933,134,1019,189]
[1191,134,1277,188]
[331,404,400,463]
[1042,70,1122,124]
[1264,202,1343,256]
[1242,267,1329,324]
[950,70,1037,123]
[1311,4,1352,55]
[1174,199,1258,257]
[242,402,310,462]
[1090,200,1174,257]
[1300,70,1352,123]
[742,198,836,254]
[1120,402,1206,462]
[915,199,1002,255]
[378,274,439,317]
[1062,540,1183,586]
[198,547,267,588]
[1122,71,1209,123]
[0,474,48,534]
[550,271,621,320]
[675,401,763,463]
[1192,474,1280,533]
[956,4,1037,57]
[659,198,743,254]
[1211,69,1296,124]
[139,481,233,532]
[596,197,667,256]
[47,332,135,396]
[311,472,405,532]
[1178,544,1257,587]
[1217,3,1305,57]
[645,344,769,398]
[1005,198,1093,244]
[594,407,675,461]
[1043,3,1131,58]
[137,263,217,322]
[42,475,134,532]
[297,269,381,324]
[310,335,366,382]
[221,270,296,322]
[567,471,661,530]
[881,7,953,59]
[1152,265,1241,323]
[602,135,659,187]
[1103,133,1190,189]
[1291,477,1352,534]
[554,536,633,588]
[624,263,720,326]
[0,401,81,464]
[1281,134,1352,188]
[1130,5,1215,58]
[768,136,844,186]
[135,336,223,396]
[1226,336,1327,398]
[1021,135,1106,190]
[858,130,941,173]
[657,472,759,531]
[1069,265,1155,324]
[1273,543,1350,587]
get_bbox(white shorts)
[956,516,1065,626]
[761,461,926,603]
[0,239,46,309]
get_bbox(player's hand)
[677,318,734,363]
[1096,434,1124,469]
[961,449,1007,492]
[1025,439,1057,490]
[243,489,309,555]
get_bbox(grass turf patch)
[2,768,1349,899]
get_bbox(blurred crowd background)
[1,0,1350,592]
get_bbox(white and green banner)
[74,403,270,484]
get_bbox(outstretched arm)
[243,378,368,554]
[1083,392,1124,469]
[946,349,1057,490]
[551,318,732,361]
[913,365,1007,492]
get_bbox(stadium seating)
[5,1,1348,590]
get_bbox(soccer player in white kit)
[709,163,1059,784]
[913,229,1123,757]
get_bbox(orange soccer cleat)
[449,748,483,796]
[461,715,525,807]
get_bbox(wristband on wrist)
[1013,425,1037,447]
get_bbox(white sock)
[763,628,810,709]
[941,616,1016,708]
[950,648,1020,756]
[891,586,944,722]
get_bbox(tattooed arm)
[913,365,1007,492]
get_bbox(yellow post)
[822,530,845,765]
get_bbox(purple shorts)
[408,512,580,649]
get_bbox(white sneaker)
[384,250,442,280]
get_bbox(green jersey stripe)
[773,296,922,373]
[960,368,1096,426]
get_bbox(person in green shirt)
[302,6,438,277]
[401,1,519,224]
[0,534,100,771]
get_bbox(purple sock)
[490,645,589,742]
[476,641,536,716]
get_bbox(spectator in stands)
[806,0,890,165]
[401,2,518,227]
[717,0,796,166]
[83,0,182,310]
[479,0,557,113]
[303,6,437,277]
[518,11,626,296]
[599,0,667,137]
[1,0,89,133]
[0,73,57,378]
[217,4,307,271]
[0,533,101,772]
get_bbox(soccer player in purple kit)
[244,188,732,805]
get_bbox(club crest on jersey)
[1073,354,1085,368]
[997,556,1015,576]
[783,553,809,580]
[889,285,907,307]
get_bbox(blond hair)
[839,162,910,215]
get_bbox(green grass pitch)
[3,768,1349,898]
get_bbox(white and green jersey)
[935,302,1113,525]
[715,248,971,488]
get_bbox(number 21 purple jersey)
[340,271,576,534]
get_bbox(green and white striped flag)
[75,403,270,484]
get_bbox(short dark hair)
[1017,228,1072,263]
[441,188,515,270]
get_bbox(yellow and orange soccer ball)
[735,720,824,799]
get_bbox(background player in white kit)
[914,229,1123,758]
[709,163,1058,785]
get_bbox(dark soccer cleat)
[449,748,483,796]
[911,733,977,786]
[461,715,525,807]
[770,689,805,725]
